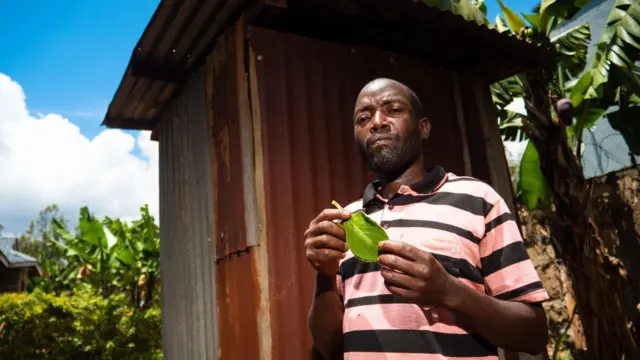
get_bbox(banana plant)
[50,207,135,298]
[491,0,640,210]
[104,205,160,308]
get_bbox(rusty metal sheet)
[249,27,467,360]
[157,66,217,360]
[215,250,262,360]
[209,26,252,259]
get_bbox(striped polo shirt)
[336,165,549,359]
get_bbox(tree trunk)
[523,73,640,360]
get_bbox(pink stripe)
[344,272,486,302]
[344,304,470,334]
[380,202,485,239]
[345,353,498,360]
[442,175,502,204]
[343,271,390,300]
[480,201,521,257]
[485,260,544,297]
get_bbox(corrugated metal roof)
[102,0,554,131]
[0,237,39,268]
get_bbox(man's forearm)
[447,282,548,354]
[309,273,344,360]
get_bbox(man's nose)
[370,111,389,132]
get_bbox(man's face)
[353,80,425,174]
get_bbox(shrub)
[0,287,162,359]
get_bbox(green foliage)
[490,0,640,210]
[422,0,489,26]
[0,288,162,360]
[19,204,161,309]
[333,201,388,263]
[518,142,552,210]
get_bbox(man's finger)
[380,267,422,291]
[304,220,346,240]
[384,284,420,303]
[306,235,348,252]
[307,248,346,263]
[309,208,351,226]
[378,254,425,278]
[378,240,432,262]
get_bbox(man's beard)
[358,129,422,175]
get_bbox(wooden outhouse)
[103,1,552,359]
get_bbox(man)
[304,78,549,360]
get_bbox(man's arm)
[308,273,344,360]
[377,196,549,355]
[447,280,548,354]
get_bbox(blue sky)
[0,0,537,234]
[0,0,159,140]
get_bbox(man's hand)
[377,240,461,308]
[304,209,351,277]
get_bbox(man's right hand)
[304,209,351,277]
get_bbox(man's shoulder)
[343,199,364,212]
[444,173,504,204]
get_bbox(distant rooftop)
[0,237,39,268]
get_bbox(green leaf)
[522,13,541,28]
[495,15,509,33]
[580,106,607,129]
[607,106,640,155]
[422,0,489,26]
[518,142,552,210]
[114,247,136,266]
[496,0,526,33]
[333,201,388,263]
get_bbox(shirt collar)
[362,165,447,208]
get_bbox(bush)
[0,287,162,359]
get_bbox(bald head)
[356,78,424,121]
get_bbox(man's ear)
[419,117,430,140]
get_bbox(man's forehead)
[356,85,409,105]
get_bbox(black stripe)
[432,253,484,284]
[391,192,494,217]
[343,329,497,356]
[481,242,530,277]
[339,257,381,282]
[485,212,515,233]
[340,254,484,286]
[384,219,482,244]
[494,281,545,301]
[345,294,410,308]
[446,176,485,184]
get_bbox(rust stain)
[249,27,468,360]
[216,250,262,360]
[219,125,231,184]
[210,26,249,258]
[248,41,273,360]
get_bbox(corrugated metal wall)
[157,67,217,360]
[207,22,265,360]
[249,27,468,360]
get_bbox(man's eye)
[356,116,370,124]
[390,107,402,113]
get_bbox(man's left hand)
[378,240,462,309]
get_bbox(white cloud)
[0,73,158,234]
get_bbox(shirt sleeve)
[479,197,549,303]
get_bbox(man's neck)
[377,162,425,199]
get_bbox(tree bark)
[523,72,640,360]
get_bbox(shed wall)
[157,68,217,360]
[249,27,471,360]
[205,23,265,360]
